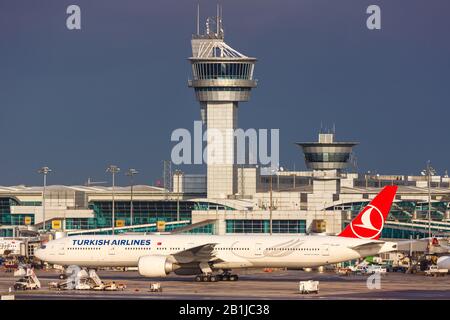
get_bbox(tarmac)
[1,268,449,300]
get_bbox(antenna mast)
[220,4,224,36]
[216,4,220,36]
[197,3,200,35]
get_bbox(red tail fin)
[338,186,397,240]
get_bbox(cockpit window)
[40,245,46,249]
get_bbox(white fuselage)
[35,234,397,270]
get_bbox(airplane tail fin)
[338,186,397,240]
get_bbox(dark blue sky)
[1,0,449,186]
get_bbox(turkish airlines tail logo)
[338,186,397,240]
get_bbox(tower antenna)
[220,4,223,35]
[197,3,200,35]
[216,3,220,36]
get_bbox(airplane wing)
[396,239,428,252]
[396,238,450,253]
[171,243,221,264]
[349,241,385,250]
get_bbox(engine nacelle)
[437,256,450,269]
[138,255,174,277]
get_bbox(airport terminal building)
[1,132,450,240]
[1,14,450,240]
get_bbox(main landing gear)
[194,272,239,282]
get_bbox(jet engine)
[437,256,450,269]
[138,255,174,277]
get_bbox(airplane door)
[49,244,55,256]
[321,243,330,256]
[255,243,263,256]
[108,246,115,255]
[57,244,65,255]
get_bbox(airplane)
[437,256,450,269]
[35,186,398,282]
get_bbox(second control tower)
[188,8,257,199]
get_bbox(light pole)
[421,161,436,240]
[269,169,278,235]
[106,165,120,235]
[365,170,371,188]
[38,167,52,232]
[126,169,138,227]
[174,170,182,221]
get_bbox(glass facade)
[89,200,194,227]
[195,87,251,92]
[339,199,450,239]
[226,219,306,234]
[332,200,449,224]
[10,214,34,226]
[1,193,448,239]
[68,221,193,236]
[0,198,228,235]
[381,227,429,239]
[342,221,435,239]
[64,201,231,234]
[91,200,235,226]
[0,197,30,237]
[0,198,15,225]
[65,218,96,230]
[70,222,216,236]
[186,223,215,234]
[0,197,32,226]
[193,62,253,80]
[304,152,350,163]
[20,201,42,206]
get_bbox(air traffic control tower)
[188,9,257,199]
[297,132,358,209]
[297,133,358,171]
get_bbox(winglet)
[338,186,397,240]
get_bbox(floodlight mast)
[106,165,120,234]
[126,168,139,226]
[38,166,52,232]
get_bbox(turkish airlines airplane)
[35,186,398,282]
[437,256,450,269]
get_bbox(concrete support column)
[206,102,237,199]
[215,218,227,235]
